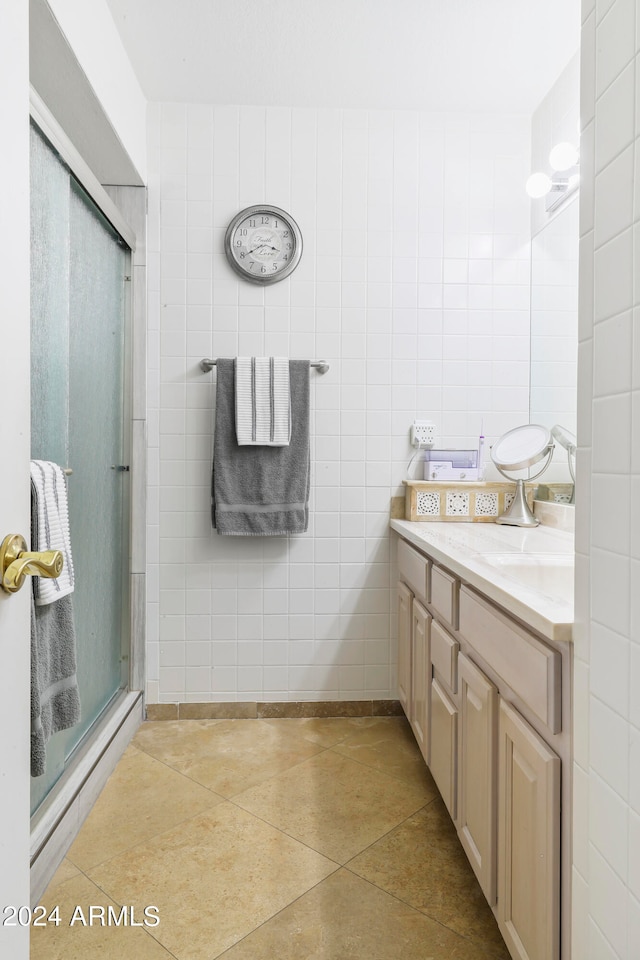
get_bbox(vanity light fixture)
[549,141,579,171]
[525,140,580,212]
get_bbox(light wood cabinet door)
[411,598,431,764]
[497,699,560,960]
[457,652,498,904]
[397,581,413,716]
[430,677,457,818]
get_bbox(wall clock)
[224,204,303,284]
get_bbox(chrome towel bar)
[200,358,329,374]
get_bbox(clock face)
[224,205,303,284]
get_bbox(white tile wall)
[146,104,531,703]
[575,0,640,957]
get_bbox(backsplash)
[145,103,532,703]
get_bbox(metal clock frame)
[223,204,303,284]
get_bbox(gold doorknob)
[0,534,64,594]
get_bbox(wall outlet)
[410,420,436,447]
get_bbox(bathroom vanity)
[391,516,573,960]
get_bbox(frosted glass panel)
[30,125,70,467]
[29,122,129,814]
[67,179,127,737]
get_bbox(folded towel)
[31,593,81,777]
[212,358,310,535]
[235,357,291,446]
[30,460,75,605]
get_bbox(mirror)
[491,424,555,526]
[529,194,579,499]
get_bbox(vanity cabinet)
[411,599,430,763]
[396,535,567,960]
[395,559,431,765]
[429,619,459,818]
[498,699,560,960]
[430,677,457,817]
[457,651,498,904]
[397,581,412,715]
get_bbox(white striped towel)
[235,357,291,446]
[30,460,75,606]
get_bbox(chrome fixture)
[551,424,576,502]
[200,358,329,374]
[490,424,554,527]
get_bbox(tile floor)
[31,716,510,960]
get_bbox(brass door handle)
[0,534,64,594]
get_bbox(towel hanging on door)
[30,460,80,777]
[30,460,75,604]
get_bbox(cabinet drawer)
[398,539,430,603]
[431,619,459,693]
[459,586,561,734]
[430,564,459,629]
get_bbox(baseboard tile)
[145,699,403,721]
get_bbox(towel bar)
[200,358,329,374]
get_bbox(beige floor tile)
[30,872,175,960]
[66,745,224,871]
[132,719,323,797]
[261,716,384,748]
[348,797,510,957]
[233,748,436,863]
[87,801,337,960]
[218,868,503,960]
[43,858,82,894]
[331,716,436,787]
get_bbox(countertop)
[390,518,574,644]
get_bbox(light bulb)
[549,142,579,171]
[525,172,552,199]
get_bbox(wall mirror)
[529,194,579,501]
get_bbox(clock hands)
[249,242,278,255]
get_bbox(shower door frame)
[28,89,146,904]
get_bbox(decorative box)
[404,481,535,523]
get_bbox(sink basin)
[479,553,574,600]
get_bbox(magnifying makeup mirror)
[490,424,554,526]
[551,424,576,503]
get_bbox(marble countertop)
[390,519,574,644]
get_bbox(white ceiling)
[106,0,580,114]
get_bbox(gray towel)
[212,358,310,535]
[31,593,81,777]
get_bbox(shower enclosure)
[28,98,145,900]
[29,121,131,815]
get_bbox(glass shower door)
[29,122,130,814]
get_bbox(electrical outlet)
[410,420,436,447]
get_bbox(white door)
[0,3,33,957]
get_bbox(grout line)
[212,867,341,960]
[339,864,506,958]
[41,862,182,960]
